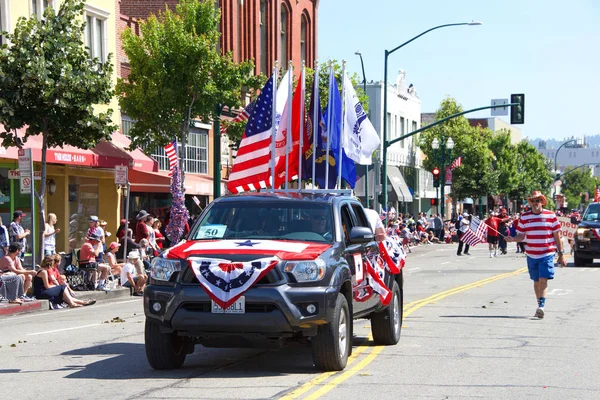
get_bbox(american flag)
[461,216,488,246]
[595,186,600,202]
[219,101,257,135]
[450,156,463,170]
[227,76,275,193]
[164,139,178,177]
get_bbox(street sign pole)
[29,150,35,270]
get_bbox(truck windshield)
[190,202,334,243]
[583,204,600,221]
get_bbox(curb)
[0,287,132,318]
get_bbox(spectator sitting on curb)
[0,242,35,301]
[48,253,79,298]
[0,262,26,304]
[79,232,111,291]
[34,256,95,309]
[121,251,146,296]
[106,242,124,276]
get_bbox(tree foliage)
[116,0,255,185]
[418,97,497,201]
[0,0,116,259]
[561,166,597,210]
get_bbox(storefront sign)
[114,165,128,185]
[20,176,32,194]
[18,148,32,177]
[48,150,89,165]
[9,170,42,180]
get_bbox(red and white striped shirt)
[516,209,561,259]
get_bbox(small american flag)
[450,156,463,170]
[164,139,178,177]
[220,101,257,135]
[461,216,488,246]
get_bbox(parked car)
[144,191,404,371]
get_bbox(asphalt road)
[1,242,599,400]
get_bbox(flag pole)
[312,61,319,188]
[270,61,279,190]
[337,61,346,189]
[298,60,306,191]
[325,61,333,189]
[285,62,293,191]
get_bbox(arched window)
[301,13,308,64]
[259,0,268,74]
[280,3,289,69]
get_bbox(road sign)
[491,99,509,116]
[18,148,32,177]
[20,176,32,194]
[114,165,128,185]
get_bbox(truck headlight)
[151,258,181,281]
[285,258,326,282]
[577,228,589,241]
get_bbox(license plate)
[211,296,245,314]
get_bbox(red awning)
[0,128,157,172]
[128,169,213,196]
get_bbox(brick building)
[117,0,319,217]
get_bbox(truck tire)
[371,281,402,345]
[574,252,588,267]
[311,293,351,371]
[145,318,187,370]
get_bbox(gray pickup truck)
[144,191,403,371]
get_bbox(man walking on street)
[507,190,567,319]
[456,213,471,256]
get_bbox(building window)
[280,3,289,70]
[121,116,135,137]
[259,0,268,74]
[31,0,50,19]
[84,5,109,63]
[412,120,417,133]
[152,128,209,174]
[300,14,307,64]
[400,117,405,148]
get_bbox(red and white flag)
[450,156,463,170]
[164,139,178,177]
[595,186,600,202]
[364,257,392,306]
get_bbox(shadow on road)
[55,336,371,380]
[439,315,532,319]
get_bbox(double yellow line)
[281,267,527,400]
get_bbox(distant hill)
[528,134,600,149]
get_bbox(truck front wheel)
[145,319,187,370]
[311,293,351,371]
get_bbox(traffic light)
[510,93,525,124]
[432,167,440,188]
[430,198,439,206]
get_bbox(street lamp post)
[355,51,370,208]
[431,137,454,218]
[553,139,577,198]
[382,21,481,211]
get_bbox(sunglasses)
[530,199,542,203]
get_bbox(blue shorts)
[526,254,555,281]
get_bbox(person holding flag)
[506,190,567,319]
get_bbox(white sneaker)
[489,254,493,258]
[535,307,545,319]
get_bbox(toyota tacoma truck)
[144,191,404,371]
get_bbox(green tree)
[418,97,497,203]
[511,141,554,210]
[116,0,255,188]
[561,166,597,210]
[0,0,116,260]
[489,129,519,200]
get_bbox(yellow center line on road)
[282,267,527,399]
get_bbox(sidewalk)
[0,287,133,317]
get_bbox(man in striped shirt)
[507,191,566,319]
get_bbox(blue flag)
[323,70,356,188]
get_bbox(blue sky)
[317,0,600,141]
